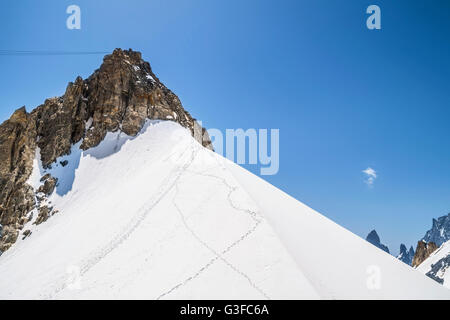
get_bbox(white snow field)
[417,240,450,289]
[0,121,448,299]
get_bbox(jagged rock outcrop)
[37,176,58,196]
[422,213,450,247]
[412,241,438,267]
[0,107,37,252]
[0,48,212,254]
[366,229,390,254]
[34,206,58,226]
[81,49,212,151]
[426,255,450,285]
[397,244,415,265]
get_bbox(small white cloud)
[363,167,377,186]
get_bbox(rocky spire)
[408,246,415,258]
[397,243,415,265]
[0,106,37,253]
[366,229,390,254]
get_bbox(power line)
[0,50,110,56]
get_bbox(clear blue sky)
[1,0,449,255]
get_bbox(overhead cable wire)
[0,50,110,56]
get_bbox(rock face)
[37,176,58,196]
[0,107,37,252]
[412,241,438,267]
[34,206,57,226]
[422,213,450,247]
[80,49,212,151]
[365,230,390,254]
[426,254,450,285]
[0,48,213,254]
[397,244,415,265]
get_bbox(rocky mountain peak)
[399,243,407,254]
[422,213,450,247]
[109,48,144,64]
[366,229,390,254]
[9,106,28,124]
[0,48,212,254]
[397,243,415,265]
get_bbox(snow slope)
[0,121,448,299]
[227,162,450,299]
[417,241,450,289]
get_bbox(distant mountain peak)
[422,213,450,247]
[397,243,415,265]
[366,229,390,254]
[367,230,380,242]
[410,212,450,288]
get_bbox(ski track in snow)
[43,141,199,299]
[156,163,269,300]
[43,136,269,299]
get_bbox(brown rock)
[80,49,213,150]
[40,173,51,182]
[22,229,32,240]
[0,225,19,252]
[412,241,438,267]
[37,176,58,196]
[34,206,52,225]
[0,107,37,252]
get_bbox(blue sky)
[1,0,449,255]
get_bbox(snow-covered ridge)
[0,121,448,299]
[417,240,450,289]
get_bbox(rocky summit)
[0,48,212,254]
